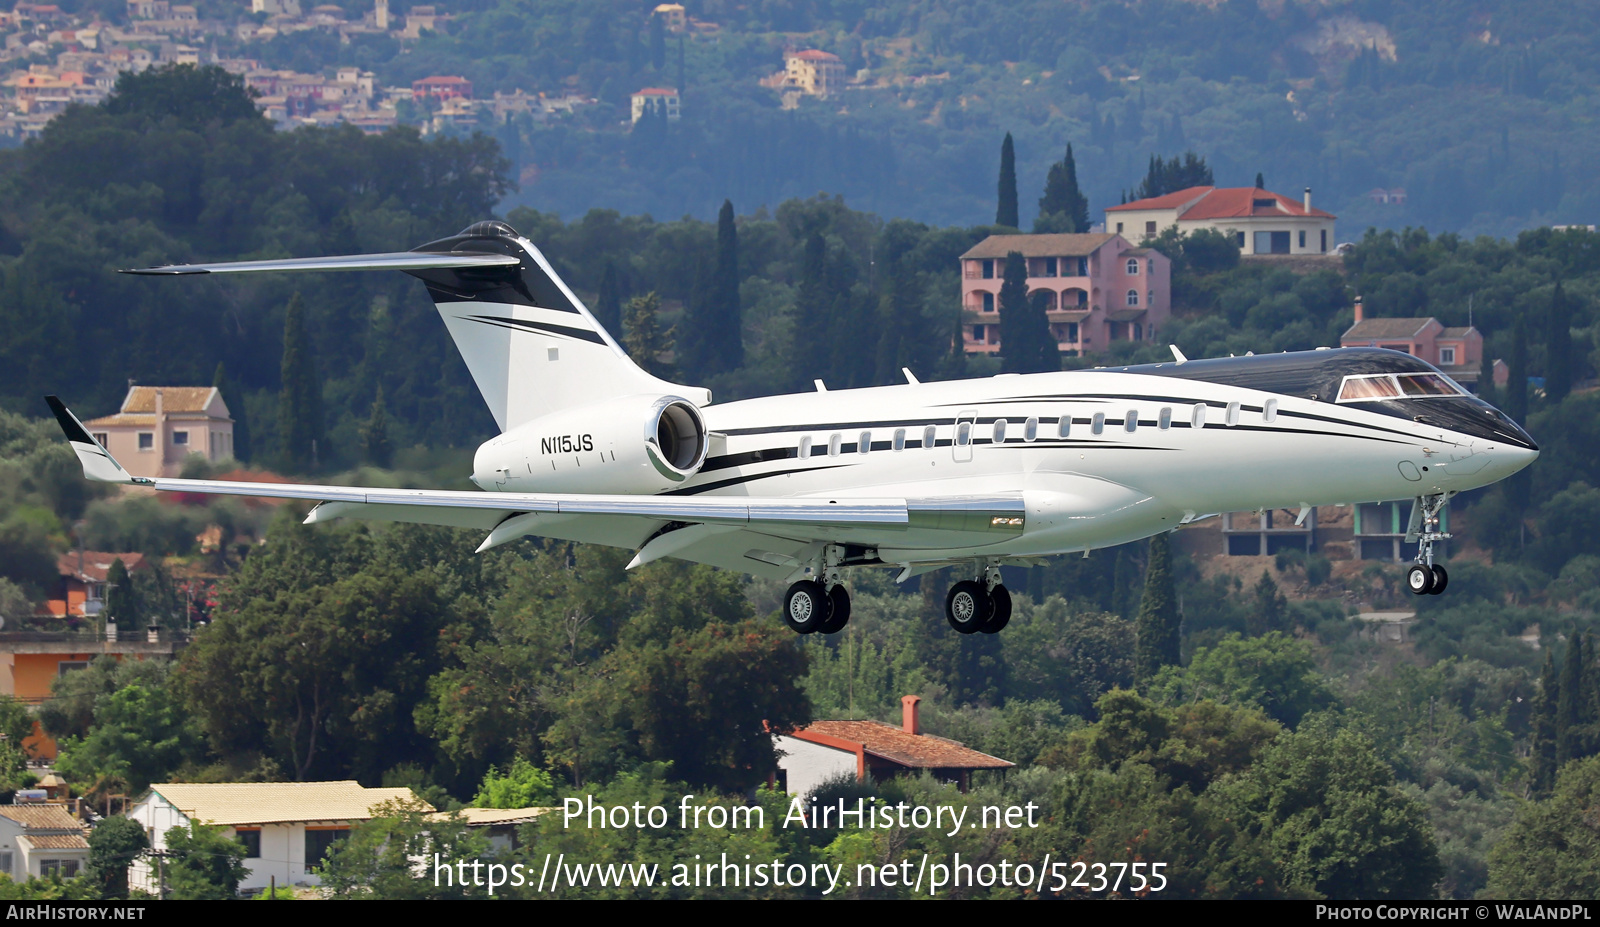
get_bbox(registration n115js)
[48,221,1536,636]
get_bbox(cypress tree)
[997,251,1031,372]
[1026,290,1061,373]
[1507,314,1529,424]
[1255,171,1265,189]
[1557,634,1587,765]
[1036,143,1089,233]
[793,233,832,387]
[103,557,136,628]
[996,132,1019,228]
[1531,650,1561,796]
[649,11,665,71]
[359,386,393,468]
[1546,281,1573,404]
[1134,533,1180,684]
[1249,570,1287,636]
[279,292,324,473]
[595,260,623,338]
[623,292,674,379]
[711,199,743,371]
[212,361,248,463]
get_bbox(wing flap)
[120,251,521,276]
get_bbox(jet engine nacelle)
[473,394,709,494]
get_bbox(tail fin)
[124,220,704,432]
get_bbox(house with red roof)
[83,386,234,479]
[630,87,680,123]
[412,75,472,101]
[1106,185,1336,256]
[774,696,1013,795]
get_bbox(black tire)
[819,585,851,634]
[1427,564,1449,595]
[980,585,1012,633]
[783,580,831,634]
[1405,564,1435,596]
[946,580,991,634]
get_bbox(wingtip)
[44,395,91,444]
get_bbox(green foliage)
[1133,152,1212,200]
[1004,597,1134,716]
[622,292,675,379]
[473,757,556,809]
[164,822,248,900]
[1035,143,1088,234]
[320,798,491,899]
[279,293,325,473]
[358,386,392,469]
[1149,632,1334,727]
[55,682,204,794]
[679,199,742,375]
[1134,533,1179,683]
[87,817,149,899]
[1487,755,1600,899]
[102,63,263,127]
[995,132,1018,229]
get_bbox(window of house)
[1191,404,1207,429]
[1024,417,1038,442]
[923,425,937,448]
[1044,257,1058,277]
[892,429,906,451]
[1126,289,1139,307]
[1144,221,1156,236]
[1077,258,1089,276]
[1235,231,1246,248]
[857,431,871,455]
[39,860,78,878]
[305,829,348,869]
[972,324,985,343]
[1225,401,1242,426]
[1116,222,1124,233]
[1057,413,1072,438]
[982,292,994,312]
[1298,230,1307,249]
[92,433,108,447]
[1124,409,1139,433]
[58,661,89,676]
[1440,346,1456,366]
[1321,229,1328,252]
[1065,322,1080,342]
[0,851,11,875]
[236,829,261,858]
[982,259,995,279]
[1158,407,1172,430]
[1126,258,1139,275]
[1091,412,1105,435]
[1135,321,1144,340]
[1263,398,1279,423]
[172,431,188,446]
[993,419,1008,443]
[827,434,842,457]
[798,436,812,460]
[1147,259,1154,275]
[137,433,153,450]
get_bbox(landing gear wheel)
[1406,564,1435,596]
[980,585,1012,633]
[1427,564,1449,595]
[783,580,832,634]
[819,585,852,634]
[946,580,992,634]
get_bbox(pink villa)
[83,386,235,479]
[1340,302,1484,389]
[959,233,1171,356]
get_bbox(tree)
[55,682,203,794]
[679,201,742,375]
[358,386,393,469]
[473,756,556,808]
[1036,143,1089,233]
[320,800,492,899]
[1134,533,1180,683]
[1547,281,1573,403]
[1487,755,1600,898]
[594,260,623,338]
[1507,314,1528,425]
[996,133,1019,228]
[87,817,148,899]
[622,292,674,378]
[1556,633,1588,765]
[164,822,248,899]
[279,293,324,473]
[1530,650,1560,796]
[997,251,1032,372]
[1255,172,1265,189]
[1247,569,1286,636]
[1151,632,1334,727]
[649,10,665,71]
[1134,152,1214,200]
[792,232,832,385]
[1182,228,1241,273]
[103,557,136,629]
[102,63,263,128]
[212,362,248,463]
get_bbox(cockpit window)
[1337,372,1466,403]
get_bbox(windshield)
[1337,372,1468,403]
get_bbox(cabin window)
[956,422,972,446]
[893,428,906,451]
[828,434,842,457]
[138,433,153,450]
[923,425,937,448]
[1263,398,1279,423]
[1124,410,1139,433]
[993,419,1008,443]
[1225,401,1241,426]
[1158,407,1172,430]
[1191,404,1207,428]
[1024,417,1038,442]
[799,436,812,459]
[1126,258,1139,275]
[1057,414,1072,438]
[1091,412,1105,435]
[858,431,871,455]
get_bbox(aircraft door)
[953,410,977,463]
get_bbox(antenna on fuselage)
[1169,345,1188,365]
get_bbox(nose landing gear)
[1405,493,1452,596]
[945,562,1012,634]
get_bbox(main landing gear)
[1405,493,1452,596]
[945,562,1011,635]
[783,546,852,635]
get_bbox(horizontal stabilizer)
[120,251,522,276]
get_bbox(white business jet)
[48,221,1537,636]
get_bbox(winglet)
[44,396,135,483]
[1169,344,1188,364]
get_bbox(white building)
[1105,185,1337,256]
[0,806,89,881]
[630,87,679,123]
[128,781,431,894]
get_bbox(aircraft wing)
[118,251,521,275]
